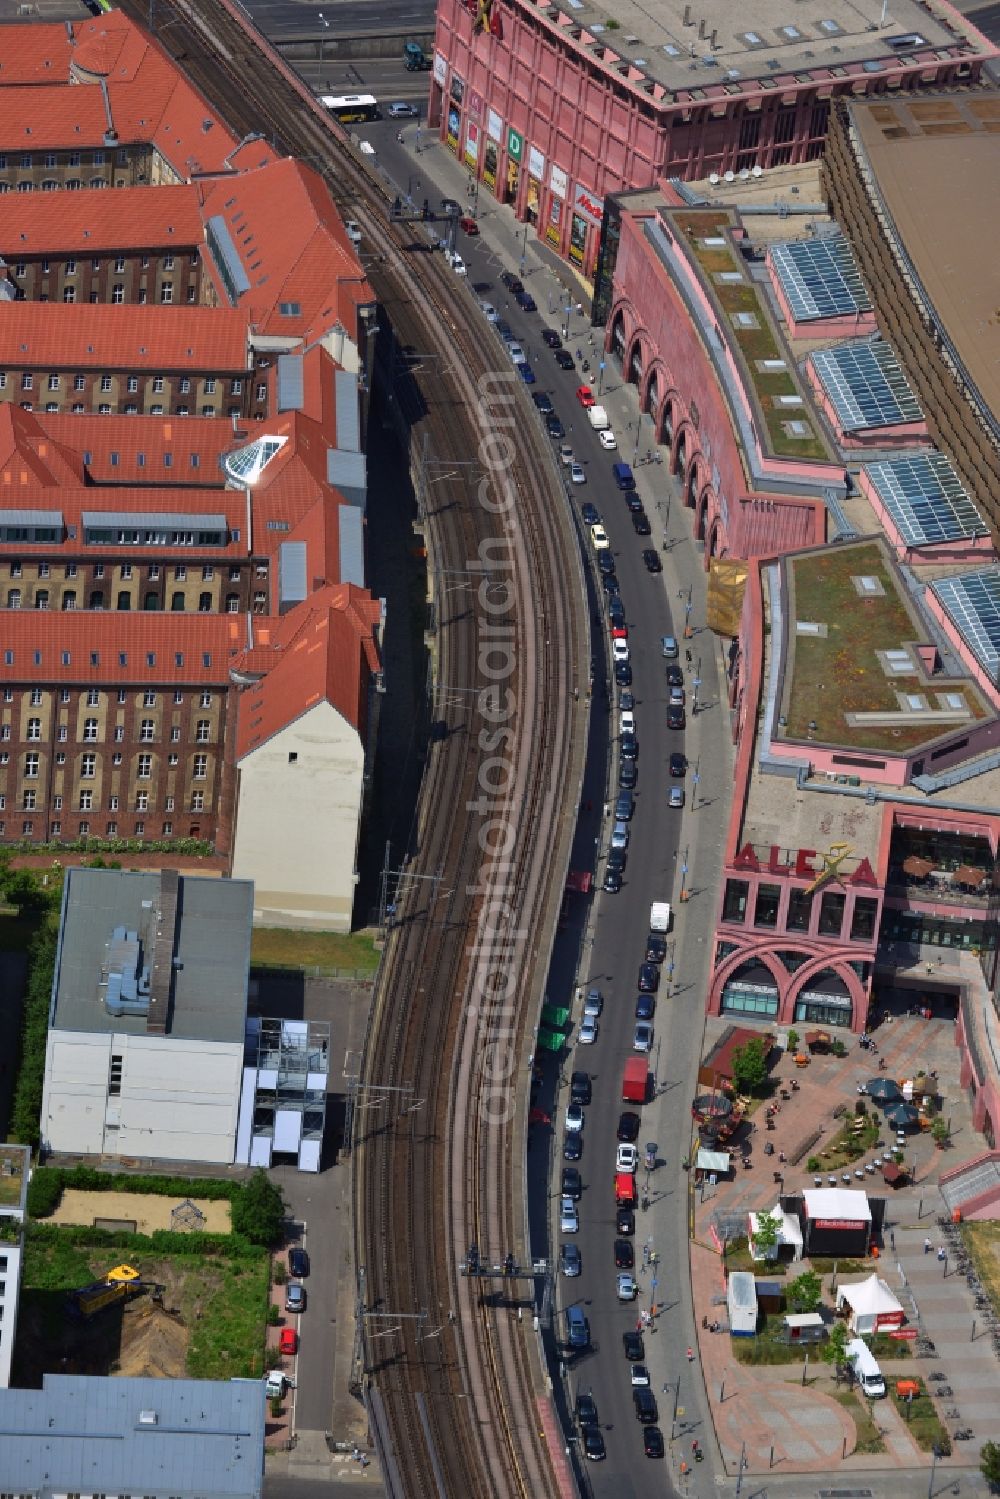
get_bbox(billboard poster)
[469,90,483,119]
[433,51,448,86]
[569,213,587,266]
[545,195,562,248]
[487,108,503,142]
[483,138,498,191]
[527,144,545,180]
[446,105,460,153]
[573,182,604,225]
[464,122,480,169]
[450,73,465,105]
[550,164,568,198]
[526,174,540,220]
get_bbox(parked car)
[669,785,685,809]
[598,429,617,450]
[614,660,633,687]
[584,987,603,1017]
[623,1331,645,1362]
[616,1142,639,1173]
[612,638,630,664]
[563,1132,583,1161]
[669,752,687,777]
[459,215,479,234]
[646,934,667,963]
[560,1196,579,1234]
[619,729,637,758]
[565,1101,585,1132]
[495,320,514,341]
[597,550,616,575]
[606,848,626,878]
[542,328,562,348]
[632,510,651,536]
[617,1272,638,1302]
[570,1070,591,1105]
[661,634,679,658]
[546,413,565,438]
[635,993,656,1021]
[554,349,575,370]
[581,501,600,525]
[630,1361,651,1386]
[617,1204,635,1235]
[579,1014,599,1046]
[561,1165,582,1198]
[500,270,523,293]
[508,342,527,366]
[518,363,536,385]
[634,1388,658,1424]
[618,758,637,788]
[478,301,498,323]
[531,390,554,414]
[590,524,610,551]
[638,962,659,993]
[667,703,686,730]
[447,252,467,276]
[515,289,537,312]
[617,1110,640,1142]
[620,709,635,737]
[603,867,622,893]
[611,820,630,849]
[633,1021,654,1052]
[388,101,419,118]
[644,1426,665,1458]
[576,385,595,408]
[614,1238,635,1269]
[560,1242,582,1277]
[569,462,587,485]
[279,1326,298,1355]
[288,1246,309,1278]
[559,443,575,466]
[576,1392,599,1428]
[666,663,684,687]
[440,197,462,214]
[582,1426,606,1461]
[285,1283,306,1314]
[615,790,634,821]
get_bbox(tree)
[731,1037,769,1095]
[821,1321,851,1383]
[751,1209,781,1258]
[231,1170,286,1247]
[981,1440,1000,1491]
[787,1029,800,1051]
[787,1269,823,1313]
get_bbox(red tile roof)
[39,412,243,483]
[1,183,203,255]
[199,158,372,341]
[234,584,381,756]
[0,404,81,488]
[0,485,250,559]
[1,611,244,684]
[0,303,251,370]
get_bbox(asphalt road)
[239,0,433,41]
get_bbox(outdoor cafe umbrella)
[884,1101,919,1128]
[953,864,987,888]
[902,855,933,879]
[866,1077,902,1102]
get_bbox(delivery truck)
[587,404,610,431]
[622,1056,649,1104]
[650,901,672,932]
[846,1338,886,1398]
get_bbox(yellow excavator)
[67,1263,164,1319]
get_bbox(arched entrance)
[685,461,700,508]
[719,959,781,1021]
[659,403,674,447]
[646,371,660,416]
[610,310,626,365]
[708,517,724,557]
[627,339,644,387]
[792,967,855,1029]
[674,431,687,478]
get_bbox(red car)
[611,626,628,641]
[279,1327,298,1356]
[576,385,595,408]
[459,215,479,235]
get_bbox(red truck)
[615,1171,637,1207]
[622,1056,649,1104]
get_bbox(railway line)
[112,2,591,1492]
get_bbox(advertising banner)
[569,213,586,266]
[550,164,568,198]
[573,182,604,225]
[469,90,483,119]
[483,138,498,191]
[446,105,460,153]
[433,51,448,86]
[545,195,562,248]
[507,127,523,164]
[487,108,503,142]
[464,122,480,168]
[527,144,545,180]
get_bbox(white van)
[846,1337,886,1398]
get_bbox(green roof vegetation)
[781,541,986,753]
[674,211,830,462]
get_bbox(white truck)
[587,404,610,431]
[845,1338,886,1398]
[650,901,672,933]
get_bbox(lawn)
[891,1382,951,1455]
[783,542,985,751]
[835,1389,887,1455]
[250,925,379,976]
[962,1221,1000,1316]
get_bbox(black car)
[667,703,686,730]
[561,1166,582,1198]
[623,1330,645,1362]
[542,327,563,348]
[617,1110,640,1142]
[642,549,663,573]
[602,574,620,596]
[631,509,651,535]
[608,598,626,627]
[563,1132,583,1161]
[646,933,667,963]
[634,1388,658,1424]
[606,847,626,875]
[576,1393,599,1428]
[500,270,524,293]
[570,1070,591,1105]
[288,1246,309,1278]
[669,752,687,777]
[531,391,554,414]
[618,759,637,789]
[581,502,600,526]
[617,1204,635,1235]
[614,660,633,687]
[546,414,565,439]
[555,349,575,370]
[495,319,514,341]
[625,492,644,513]
[614,1238,635,1269]
[515,289,537,312]
[666,663,684,687]
[597,550,615,575]
[582,1426,606,1461]
[603,867,622,893]
[644,1427,665,1459]
[615,790,634,821]
[620,731,638,760]
[440,197,462,214]
[635,993,655,1020]
[638,961,660,993]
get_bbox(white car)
[620,710,635,736]
[617,1273,638,1301]
[598,429,618,451]
[479,301,498,323]
[583,987,603,1017]
[570,462,586,485]
[590,524,610,551]
[559,444,575,467]
[612,638,630,663]
[560,1196,579,1234]
[579,1015,599,1046]
[633,1021,654,1052]
[616,1142,639,1173]
[565,1101,585,1133]
[631,1363,651,1386]
[446,251,467,276]
[508,342,527,366]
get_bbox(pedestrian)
[937,1246,946,1262]
[924,1236,932,1254]
[686,1345,695,1362]
[890,1228,896,1251]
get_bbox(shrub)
[273,1261,287,1285]
[267,1303,281,1325]
[26,1167,64,1218]
[10,923,58,1147]
[807,1156,821,1173]
[269,1395,283,1418]
[26,1220,265,1261]
[231,1171,286,1248]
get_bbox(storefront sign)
[573,182,604,225]
[875,1311,905,1329]
[550,164,568,197]
[732,844,877,886]
[464,122,480,168]
[433,51,448,86]
[812,1219,866,1231]
[469,91,483,119]
[446,105,460,153]
[450,74,465,105]
[545,195,562,247]
[507,126,523,163]
[890,1328,918,1339]
[527,144,545,180]
[487,108,503,142]
[483,138,498,191]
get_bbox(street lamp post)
[678,847,690,903]
[518,221,529,275]
[735,1440,748,1494]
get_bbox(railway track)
[114,3,590,1491]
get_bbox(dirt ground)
[50,1189,231,1235]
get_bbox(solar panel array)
[864,453,987,547]
[931,570,1000,683]
[770,235,872,322]
[811,342,922,431]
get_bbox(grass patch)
[784,543,987,752]
[810,1116,882,1172]
[962,1222,1000,1316]
[731,1313,806,1364]
[250,925,379,976]
[723,1237,787,1276]
[891,1382,951,1455]
[835,1389,887,1455]
[184,1255,270,1381]
[0,909,46,952]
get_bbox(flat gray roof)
[537,0,985,98]
[52,869,252,1044]
[0,1374,264,1499]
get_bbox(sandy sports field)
[50,1189,232,1236]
